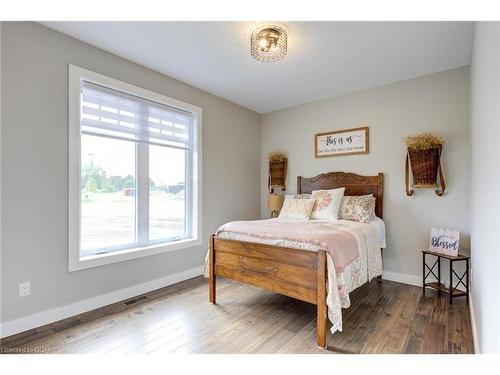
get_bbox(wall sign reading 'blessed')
[315,126,369,158]
[429,228,460,257]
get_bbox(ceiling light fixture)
[250,24,287,62]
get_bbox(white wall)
[261,67,470,283]
[0,21,3,329]
[470,22,500,354]
[0,22,260,328]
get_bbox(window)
[69,65,202,271]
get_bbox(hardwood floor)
[0,276,473,354]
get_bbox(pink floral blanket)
[217,219,359,272]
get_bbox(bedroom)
[1,0,499,371]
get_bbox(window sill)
[69,238,202,272]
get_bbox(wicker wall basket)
[405,145,445,196]
[268,154,288,193]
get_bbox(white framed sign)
[315,126,369,158]
[429,228,460,256]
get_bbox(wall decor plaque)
[315,126,369,158]
[429,228,460,256]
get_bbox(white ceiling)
[41,22,474,113]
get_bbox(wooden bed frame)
[208,172,384,348]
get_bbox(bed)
[207,172,384,349]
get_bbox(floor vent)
[123,295,148,305]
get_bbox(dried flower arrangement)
[404,133,444,150]
[267,151,287,163]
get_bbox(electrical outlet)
[19,282,30,297]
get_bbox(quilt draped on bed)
[204,218,382,334]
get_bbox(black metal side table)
[422,250,470,304]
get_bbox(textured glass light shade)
[250,25,288,62]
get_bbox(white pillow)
[278,198,316,220]
[310,187,345,221]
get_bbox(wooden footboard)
[208,234,328,348]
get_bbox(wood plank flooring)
[0,276,473,354]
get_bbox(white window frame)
[68,65,202,272]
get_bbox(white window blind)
[81,81,192,149]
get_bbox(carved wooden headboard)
[297,172,384,218]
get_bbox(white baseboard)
[382,270,421,287]
[469,292,479,353]
[0,265,204,339]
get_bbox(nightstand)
[422,250,470,304]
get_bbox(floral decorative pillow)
[278,198,316,220]
[310,187,345,221]
[339,195,376,223]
